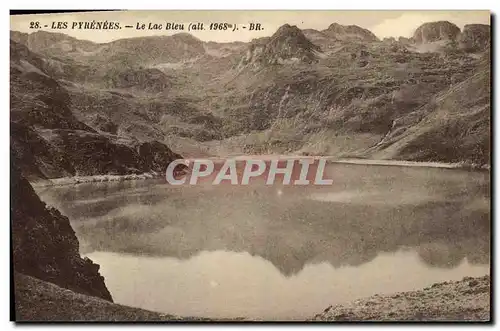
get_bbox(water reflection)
[35,164,490,278]
[87,249,489,320]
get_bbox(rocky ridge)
[10,40,182,180]
[11,161,112,302]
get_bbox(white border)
[3,1,498,330]
[4,1,499,10]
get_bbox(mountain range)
[10,20,491,180]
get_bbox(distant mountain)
[240,24,321,66]
[413,21,461,44]
[9,19,491,167]
[303,23,379,51]
[11,30,206,66]
[322,23,379,42]
[10,30,100,56]
[106,33,206,65]
[409,21,490,55]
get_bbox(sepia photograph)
[9,9,491,322]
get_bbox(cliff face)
[459,24,490,52]
[413,21,461,44]
[10,161,113,302]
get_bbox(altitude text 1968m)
[30,20,264,32]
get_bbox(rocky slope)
[369,55,490,166]
[14,273,162,321]
[209,26,487,159]
[10,40,182,180]
[14,273,216,321]
[11,162,112,302]
[311,275,490,321]
[10,20,491,167]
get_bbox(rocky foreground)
[13,273,213,322]
[14,273,490,322]
[311,275,491,322]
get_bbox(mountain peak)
[326,22,344,31]
[268,24,318,46]
[322,23,379,42]
[413,21,461,44]
[267,24,320,53]
[273,24,302,36]
[240,24,321,66]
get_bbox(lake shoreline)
[30,157,489,188]
[328,158,490,170]
[30,172,162,188]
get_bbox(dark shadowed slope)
[10,40,182,180]
[370,55,490,166]
[11,161,112,301]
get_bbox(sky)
[10,10,490,43]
